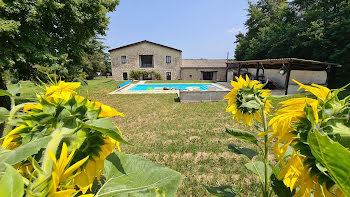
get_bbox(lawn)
[10,78,306,196]
[145,80,214,84]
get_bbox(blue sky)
[104,0,249,59]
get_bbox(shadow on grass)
[174,97,180,102]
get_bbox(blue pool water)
[129,84,221,91]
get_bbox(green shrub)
[130,70,162,80]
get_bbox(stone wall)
[110,42,182,80]
[181,68,227,81]
[179,90,230,102]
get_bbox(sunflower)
[45,81,81,96]
[7,80,126,195]
[2,125,29,150]
[75,136,119,194]
[49,142,89,197]
[224,75,272,126]
[261,80,346,196]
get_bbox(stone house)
[109,40,228,81]
[109,40,182,81]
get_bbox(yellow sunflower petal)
[74,170,91,194]
[23,103,43,112]
[62,155,89,180]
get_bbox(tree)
[82,37,111,79]
[0,0,118,109]
[234,0,350,87]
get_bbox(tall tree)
[0,0,118,108]
[82,37,111,79]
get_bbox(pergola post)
[325,65,336,88]
[284,63,291,95]
[255,63,260,80]
[238,64,241,76]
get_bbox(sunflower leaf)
[82,117,131,145]
[0,136,51,169]
[0,90,12,97]
[240,100,260,110]
[0,163,24,197]
[227,144,258,160]
[245,160,272,185]
[225,128,258,146]
[308,130,350,196]
[7,83,21,96]
[0,107,10,124]
[98,152,183,197]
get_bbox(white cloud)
[227,27,245,35]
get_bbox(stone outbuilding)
[181,59,227,81]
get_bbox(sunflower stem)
[261,104,269,197]
[3,103,28,137]
[40,129,64,179]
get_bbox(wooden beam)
[284,63,291,95]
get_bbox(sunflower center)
[236,87,263,114]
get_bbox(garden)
[1,77,349,196]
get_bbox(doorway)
[202,72,214,80]
[123,72,128,80]
[166,72,171,80]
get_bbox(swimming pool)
[128,84,222,91]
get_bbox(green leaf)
[227,144,258,160]
[0,107,10,124]
[0,136,51,169]
[0,90,12,97]
[7,83,21,96]
[326,120,350,148]
[0,164,24,197]
[206,185,238,197]
[245,160,272,184]
[225,128,258,145]
[270,174,295,197]
[82,118,131,145]
[97,152,183,197]
[240,100,260,110]
[308,130,350,196]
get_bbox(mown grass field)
[10,78,307,196]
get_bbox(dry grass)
[14,78,306,196]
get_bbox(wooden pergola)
[226,58,341,95]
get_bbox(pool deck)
[109,81,230,95]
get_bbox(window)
[166,56,171,64]
[139,55,153,68]
[123,72,128,80]
[121,56,126,64]
[166,72,171,80]
[189,75,192,78]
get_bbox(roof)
[226,58,341,71]
[108,40,182,52]
[181,59,227,69]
